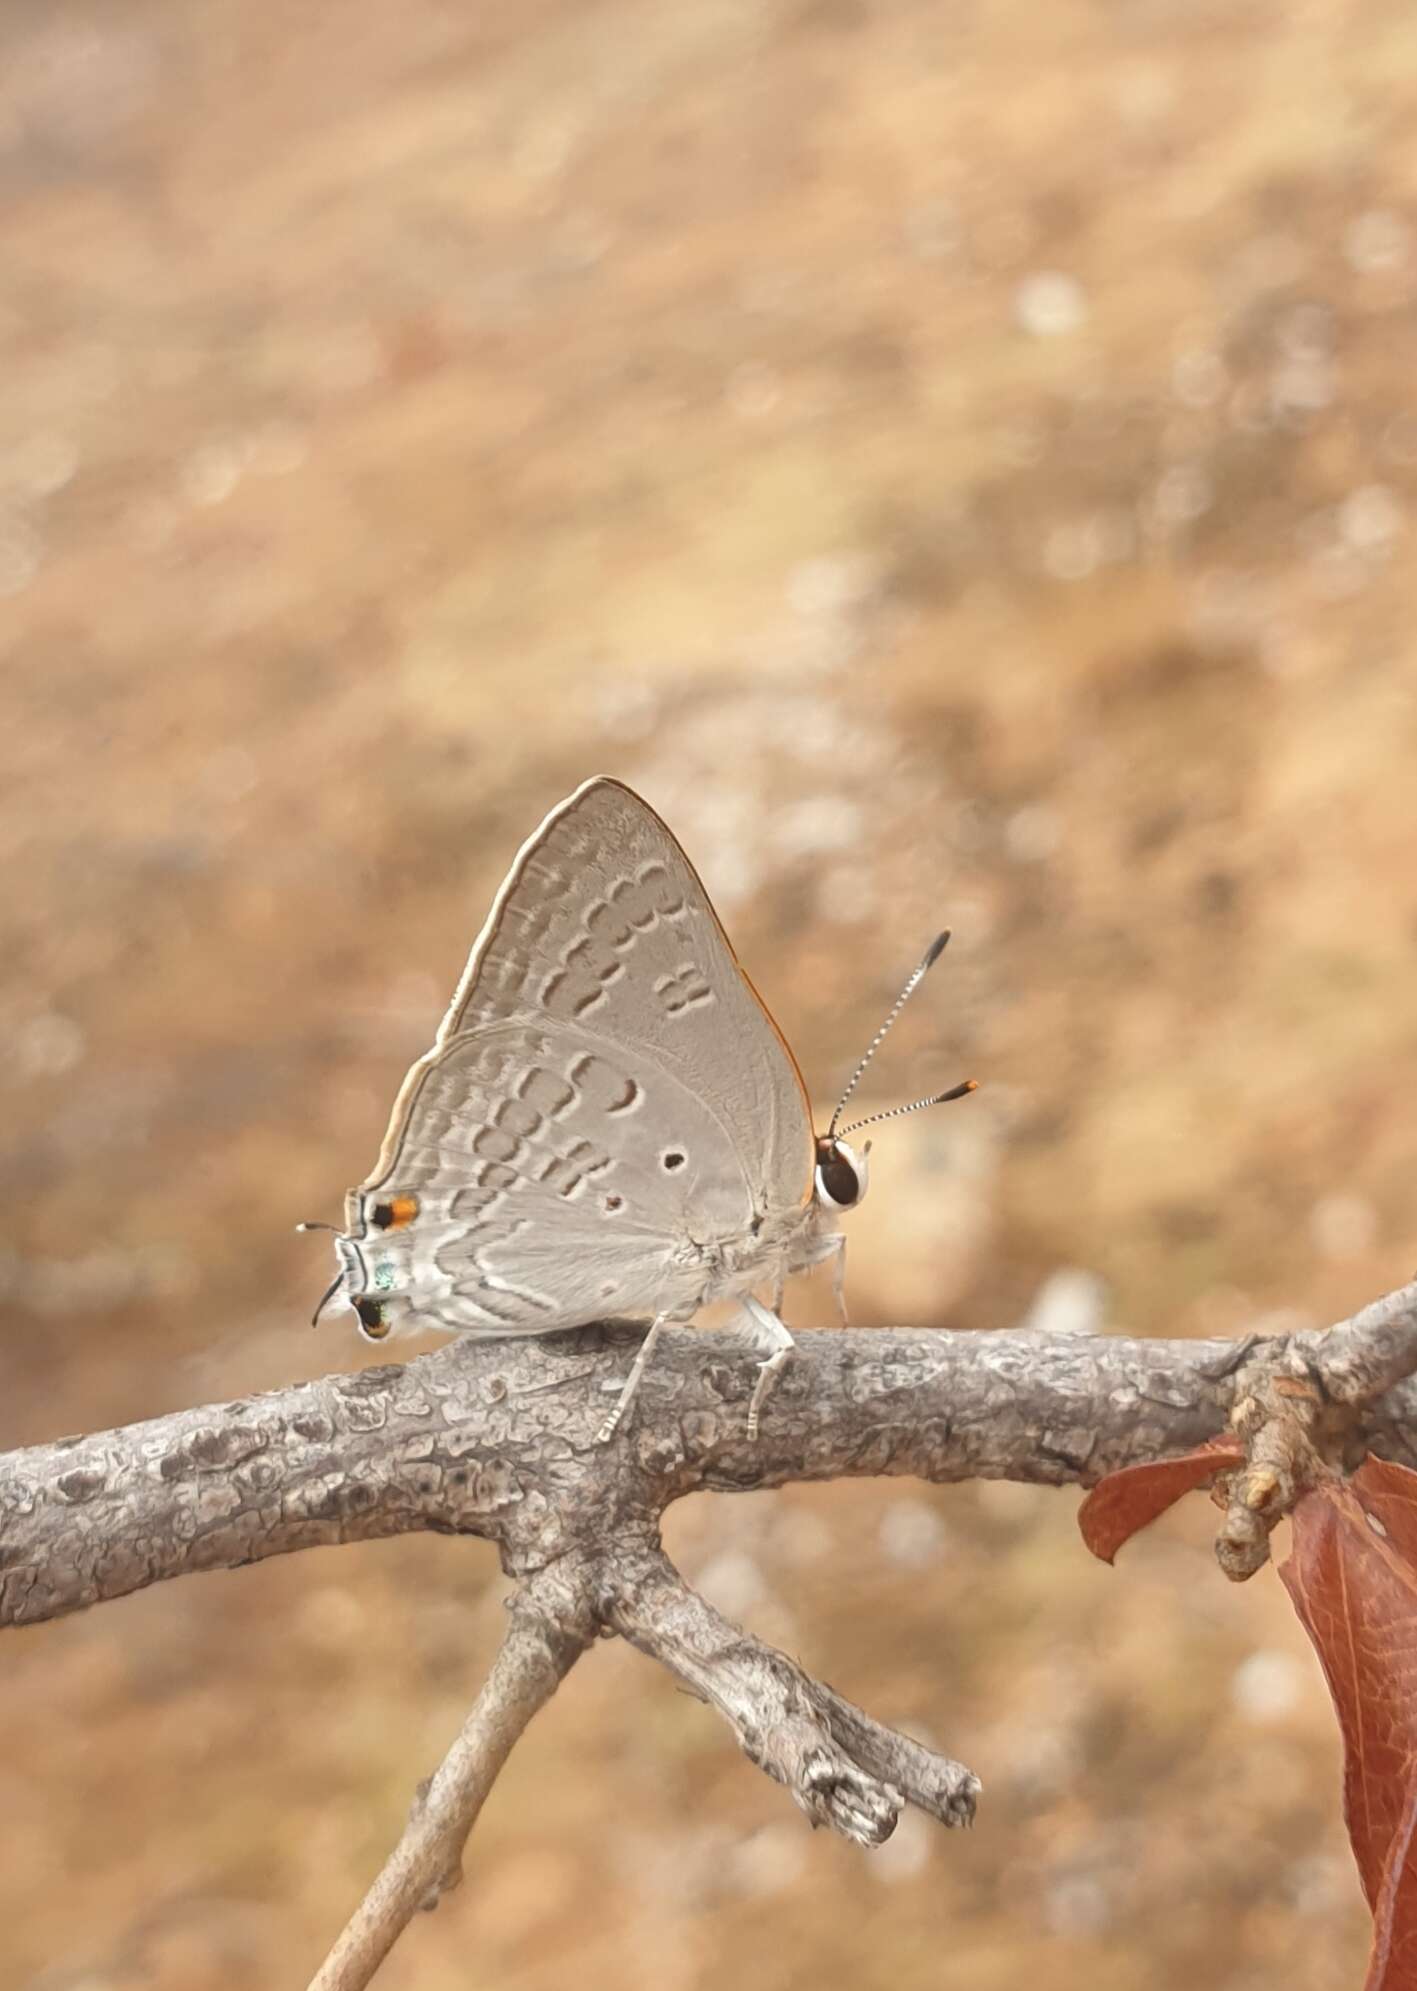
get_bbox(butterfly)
[305,777,973,1440]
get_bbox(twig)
[606,1546,979,1842]
[1213,1282,1417,1580]
[1295,1282,1417,1403]
[310,1567,597,1991]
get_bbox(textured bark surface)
[0,1322,1267,1626]
[7,1298,1417,1630]
[5,1282,1417,1991]
[606,1542,980,1838]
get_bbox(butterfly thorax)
[676,1195,840,1306]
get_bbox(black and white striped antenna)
[827,931,976,1142]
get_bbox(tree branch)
[1210,1282,1417,1580]
[7,1281,1417,1989]
[8,1294,1417,1629]
[606,1544,979,1841]
[309,1565,597,1991]
[0,1319,1277,1626]
[1293,1281,1417,1402]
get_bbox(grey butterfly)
[307,777,973,1440]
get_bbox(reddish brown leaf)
[1366,1786,1417,1991]
[1077,1436,1245,1563]
[1279,1458,1417,1991]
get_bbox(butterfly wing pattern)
[339,779,821,1340]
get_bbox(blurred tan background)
[3,0,1416,1985]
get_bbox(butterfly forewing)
[351,779,816,1335]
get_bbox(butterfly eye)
[354,1296,390,1340]
[815,1137,868,1211]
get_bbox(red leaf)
[1366,1786,1417,1991]
[1077,1436,1245,1563]
[1279,1458,1417,1991]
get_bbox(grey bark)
[7,1298,1417,1630]
[5,1280,1416,1990]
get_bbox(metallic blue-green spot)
[374,1260,396,1291]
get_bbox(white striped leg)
[743,1296,796,1442]
[793,1231,849,1325]
[596,1312,674,1444]
[825,1232,848,1326]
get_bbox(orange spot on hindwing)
[371,1193,420,1230]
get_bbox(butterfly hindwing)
[357,1020,754,1333]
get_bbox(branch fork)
[606,1544,978,1844]
[308,1532,977,1991]
[8,1283,1417,1986]
[1213,1284,1417,1581]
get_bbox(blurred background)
[3,0,1416,1984]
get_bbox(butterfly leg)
[792,1230,849,1325]
[742,1296,796,1442]
[825,1232,849,1327]
[596,1312,676,1444]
